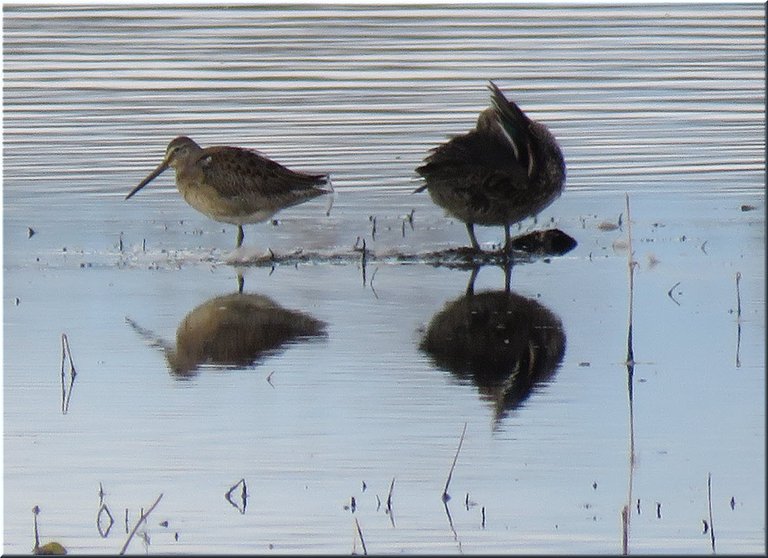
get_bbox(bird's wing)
[196,147,328,200]
[488,82,536,178]
[416,130,526,182]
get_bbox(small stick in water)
[119,493,163,555]
[354,517,368,555]
[707,473,716,552]
[60,334,77,414]
[735,272,743,367]
[442,422,468,502]
[667,281,681,306]
[385,477,396,527]
[369,215,377,241]
[386,477,395,513]
[225,479,248,513]
[621,505,629,555]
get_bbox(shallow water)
[3,4,765,555]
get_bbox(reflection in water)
[420,270,566,426]
[622,194,637,554]
[127,292,327,378]
[225,478,248,514]
[60,333,77,414]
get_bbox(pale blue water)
[3,4,765,555]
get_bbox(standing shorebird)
[126,136,333,248]
[415,81,566,252]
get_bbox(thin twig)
[97,504,115,538]
[442,422,468,502]
[119,493,163,555]
[667,281,681,306]
[442,499,460,547]
[61,334,77,414]
[622,194,637,557]
[621,505,629,555]
[369,215,377,241]
[60,340,67,413]
[707,473,716,552]
[735,272,742,368]
[369,266,379,299]
[33,506,41,549]
[63,334,76,375]
[354,517,367,555]
[386,477,396,527]
[625,193,635,367]
[225,479,248,513]
[358,238,368,286]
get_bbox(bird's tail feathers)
[487,81,533,171]
[488,81,529,128]
[320,173,334,194]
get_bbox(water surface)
[3,4,765,554]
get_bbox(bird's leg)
[503,257,513,294]
[503,224,512,254]
[502,224,515,287]
[466,223,480,251]
[236,225,244,248]
[465,265,480,296]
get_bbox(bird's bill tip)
[125,162,169,200]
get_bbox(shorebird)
[415,81,566,252]
[419,280,565,426]
[126,292,327,378]
[126,136,333,248]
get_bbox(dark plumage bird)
[126,136,333,248]
[420,287,566,426]
[415,81,566,252]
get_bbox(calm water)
[3,4,765,555]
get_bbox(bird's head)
[125,136,201,200]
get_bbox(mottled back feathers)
[415,81,565,229]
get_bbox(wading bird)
[415,81,565,252]
[126,136,332,248]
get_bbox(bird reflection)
[419,268,566,426]
[127,289,327,378]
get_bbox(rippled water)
[3,4,765,555]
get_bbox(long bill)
[125,161,169,200]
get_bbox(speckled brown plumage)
[126,136,332,248]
